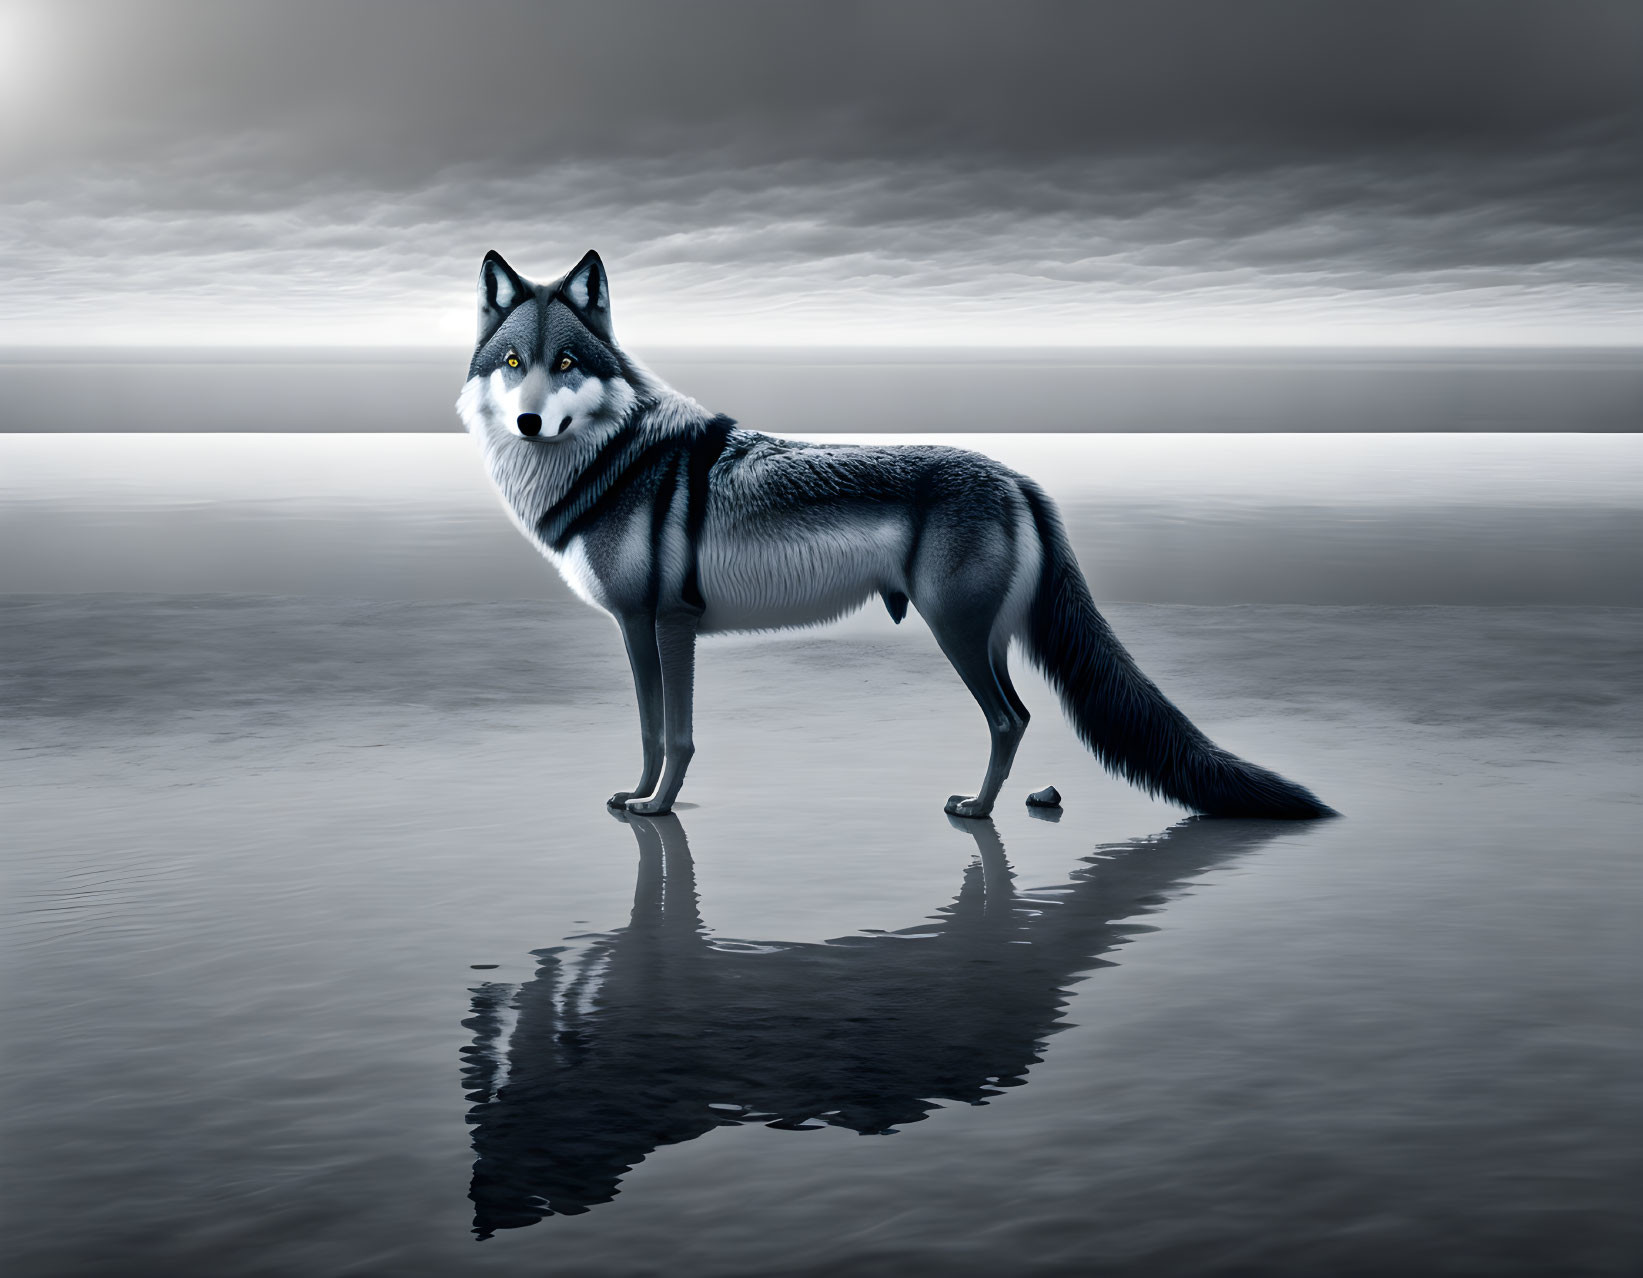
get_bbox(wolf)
[455,249,1331,820]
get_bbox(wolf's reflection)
[461,813,1291,1236]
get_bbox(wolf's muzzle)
[517,413,542,437]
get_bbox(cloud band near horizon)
[1,1,1638,346]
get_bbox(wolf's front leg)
[608,611,664,808]
[624,612,698,815]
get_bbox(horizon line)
[0,340,1639,354]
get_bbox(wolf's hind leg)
[608,611,665,808]
[624,613,699,816]
[929,620,1030,820]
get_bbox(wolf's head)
[457,249,640,444]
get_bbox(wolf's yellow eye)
[506,353,519,368]
[556,355,573,372]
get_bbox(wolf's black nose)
[517,413,542,437]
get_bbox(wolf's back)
[1017,482,1332,820]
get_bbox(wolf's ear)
[559,250,613,342]
[477,250,530,343]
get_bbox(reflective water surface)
[3,432,1641,1276]
[463,812,1285,1233]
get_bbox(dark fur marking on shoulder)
[681,416,735,611]
[536,430,637,547]
[553,438,680,552]
[647,451,682,610]
[883,590,909,623]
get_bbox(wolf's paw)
[607,791,636,808]
[624,795,674,816]
[945,794,994,819]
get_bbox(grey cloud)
[2,1,1636,346]
[7,0,1640,183]
[3,132,1637,345]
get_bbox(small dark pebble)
[1026,785,1062,808]
[469,964,499,970]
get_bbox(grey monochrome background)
[5,6,1643,1277]
[1,0,1640,346]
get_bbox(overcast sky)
[1,0,1638,346]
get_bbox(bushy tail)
[1019,483,1333,820]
